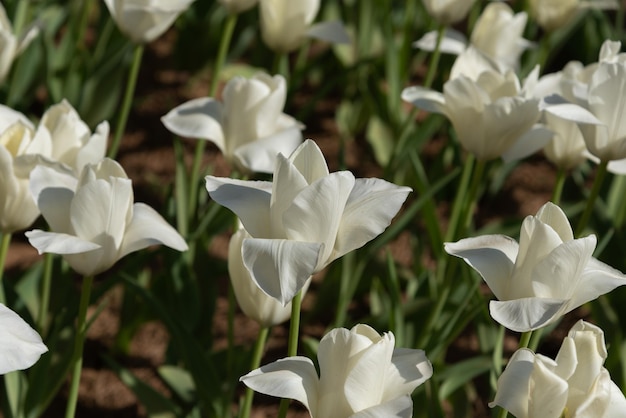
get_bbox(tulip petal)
[240,356,319,417]
[604,380,626,417]
[490,349,536,418]
[350,395,413,418]
[383,348,433,400]
[205,176,273,238]
[233,125,303,174]
[288,139,330,184]
[242,238,322,305]
[334,178,411,261]
[444,235,518,301]
[535,202,574,242]
[29,165,77,233]
[0,304,48,374]
[501,124,554,162]
[75,121,109,171]
[307,20,351,45]
[543,101,604,126]
[25,230,101,254]
[401,86,447,115]
[527,357,569,418]
[120,203,188,258]
[283,171,355,266]
[569,257,626,310]
[161,97,226,153]
[490,297,567,332]
[413,29,467,55]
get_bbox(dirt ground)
[4,26,566,418]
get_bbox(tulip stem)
[37,252,54,331]
[274,53,289,81]
[519,331,533,350]
[0,233,11,304]
[12,0,30,35]
[65,275,94,418]
[423,24,445,89]
[108,43,144,160]
[575,160,608,237]
[239,326,270,418]
[277,290,303,418]
[462,158,486,232]
[552,168,566,206]
[445,153,475,242]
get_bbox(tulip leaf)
[158,365,196,404]
[437,356,493,401]
[366,116,394,167]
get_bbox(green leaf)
[158,365,196,404]
[366,116,394,167]
[437,356,493,401]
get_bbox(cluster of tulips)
[2,0,626,417]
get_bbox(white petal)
[350,395,413,418]
[29,165,77,232]
[283,172,355,267]
[75,121,109,171]
[120,203,188,258]
[490,297,567,332]
[401,87,447,115]
[444,235,518,301]
[307,20,350,44]
[233,125,303,174]
[501,124,553,162]
[242,238,322,305]
[0,304,48,374]
[25,229,101,255]
[240,357,319,417]
[205,176,273,238]
[288,139,330,184]
[413,29,467,55]
[535,202,574,242]
[383,348,433,400]
[527,357,569,418]
[569,256,626,310]
[490,349,536,418]
[543,102,604,125]
[161,97,226,153]
[603,380,626,418]
[334,178,411,260]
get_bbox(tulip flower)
[421,0,476,25]
[206,139,411,305]
[259,0,349,53]
[402,68,549,162]
[240,324,433,418]
[0,3,39,83]
[491,320,626,417]
[529,0,617,32]
[229,227,302,327]
[543,40,626,164]
[415,3,532,80]
[103,0,195,44]
[218,0,258,14]
[445,202,626,332]
[0,303,48,374]
[25,158,188,276]
[162,73,302,174]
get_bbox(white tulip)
[529,0,617,32]
[103,0,195,44]
[259,0,349,53]
[26,159,188,276]
[218,0,258,14]
[0,303,47,374]
[229,227,301,327]
[240,324,433,418]
[0,3,39,83]
[421,0,476,25]
[491,320,626,418]
[162,73,302,174]
[402,68,548,161]
[445,202,626,332]
[206,139,411,305]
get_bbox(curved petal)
[384,348,433,401]
[444,235,518,301]
[307,20,350,44]
[570,256,626,310]
[501,124,553,162]
[240,356,319,417]
[75,120,109,171]
[401,86,447,115]
[288,139,330,184]
[535,202,574,242]
[283,171,355,267]
[119,203,188,258]
[490,297,567,332]
[334,178,411,261]
[0,304,48,374]
[413,29,467,55]
[29,165,77,233]
[603,380,626,418]
[350,395,413,418]
[233,125,303,174]
[25,229,101,255]
[161,97,226,153]
[527,358,570,418]
[205,176,273,238]
[242,238,322,305]
[490,349,536,418]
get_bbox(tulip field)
[3,0,626,417]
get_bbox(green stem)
[239,327,270,418]
[225,281,236,417]
[75,0,93,50]
[277,290,303,418]
[273,53,289,80]
[12,0,30,35]
[65,275,94,418]
[461,159,486,233]
[575,160,608,237]
[423,25,445,89]
[552,168,566,206]
[37,252,54,331]
[445,154,475,242]
[0,233,12,304]
[108,44,144,160]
